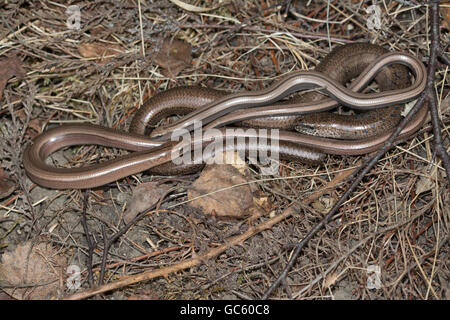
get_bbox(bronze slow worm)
[129,43,417,175]
[23,43,428,189]
[133,44,410,140]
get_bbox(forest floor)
[0,0,448,300]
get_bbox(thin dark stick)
[262,0,448,299]
[98,224,108,285]
[80,189,96,287]
[97,207,154,285]
[95,186,175,286]
[427,0,450,178]
[284,0,293,17]
[262,96,429,299]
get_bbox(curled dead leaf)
[322,272,340,290]
[187,161,263,219]
[0,168,15,199]
[0,54,26,101]
[123,182,172,224]
[0,241,67,300]
[441,2,450,29]
[253,196,271,212]
[153,38,192,77]
[415,175,435,195]
[78,42,124,65]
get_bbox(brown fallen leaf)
[123,181,172,224]
[187,160,262,219]
[415,166,437,196]
[322,272,340,290]
[78,42,124,65]
[0,54,26,101]
[153,38,192,77]
[441,2,450,29]
[0,241,67,300]
[14,109,44,138]
[26,118,44,137]
[0,168,15,199]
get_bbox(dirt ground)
[0,0,448,300]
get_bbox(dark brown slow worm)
[23,44,428,189]
[146,46,425,139]
[130,43,414,175]
[131,43,409,140]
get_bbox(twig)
[91,185,176,288]
[61,205,298,300]
[438,52,450,67]
[438,42,450,66]
[427,0,450,177]
[96,201,157,285]
[293,201,437,298]
[80,190,96,287]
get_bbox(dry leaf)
[0,168,15,199]
[323,272,340,289]
[222,151,247,175]
[188,163,256,218]
[78,42,124,65]
[14,109,44,138]
[0,55,26,101]
[153,38,192,77]
[441,2,450,29]
[0,241,67,300]
[415,175,435,195]
[253,196,271,212]
[23,117,46,141]
[124,182,172,224]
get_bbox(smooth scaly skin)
[23,44,428,189]
[129,87,325,175]
[129,43,415,174]
[294,43,409,139]
[131,44,409,139]
[146,46,425,139]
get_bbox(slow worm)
[23,43,428,189]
